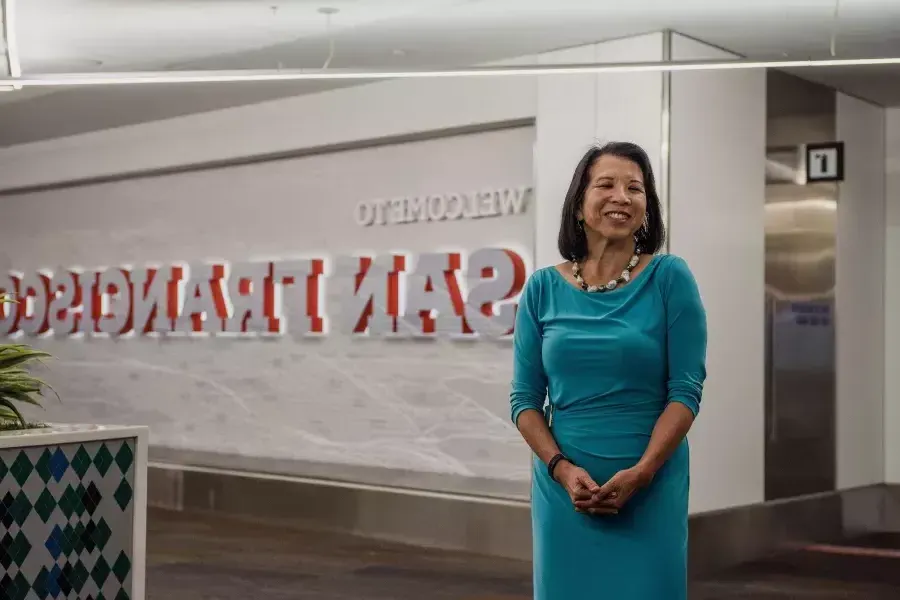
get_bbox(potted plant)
[0,294,149,599]
[0,295,56,430]
[0,342,55,430]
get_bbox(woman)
[510,141,707,599]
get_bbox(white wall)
[669,33,767,512]
[0,75,537,192]
[1,127,537,495]
[835,93,886,490]
[886,107,900,485]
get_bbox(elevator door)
[764,175,837,500]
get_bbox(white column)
[534,33,665,269]
[835,94,886,489]
[668,33,767,512]
[885,108,900,484]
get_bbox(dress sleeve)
[509,271,549,425]
[664,256,708,417]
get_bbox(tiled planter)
[0,425,148,600]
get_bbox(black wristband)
[547,453,573,481]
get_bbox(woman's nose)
[610,187,630,203]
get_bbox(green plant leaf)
[0,397,25,427]
[0,339,59,423]
[0,386,41,398]
[0,349,51,371]
[0,374,44,389]
[0,343,50,355]
[0,344,43,355]
[0,371,51,387]
[0,368,30,379]
[0,376,57,401]
[2,389,43,407]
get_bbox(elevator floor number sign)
[805,142,844,183]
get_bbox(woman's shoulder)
[652,253,701,296]
[653,253,694,277]
[519,265,568,301]
[524,265,559,289]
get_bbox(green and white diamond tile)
[0,438,136,600]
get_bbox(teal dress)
[510,254,707,600]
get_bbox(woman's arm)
[509,273,609,492]
[511,271,604,502]
[509,272,558,462]
[634,402,696,480]
[579,256,707,511]
[636,255,707,480]
[515,410,564,466]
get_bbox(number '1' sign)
[805,142,844,183]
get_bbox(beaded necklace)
[571,253,640,292]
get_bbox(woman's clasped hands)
[554,461,653,515]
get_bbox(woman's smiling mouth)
[604,210,631,223]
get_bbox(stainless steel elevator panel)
[764,72,837,500]
[765,183,837,499]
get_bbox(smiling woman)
[558,143,666,269]
[510,142,707,599]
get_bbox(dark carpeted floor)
[146,508,900,599]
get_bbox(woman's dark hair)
[557,141,665,262]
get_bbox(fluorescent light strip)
[2,55,900,88]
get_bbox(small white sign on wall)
[805,142,844,183]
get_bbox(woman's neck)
[580,238,636,282]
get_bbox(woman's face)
[578,154,647,244]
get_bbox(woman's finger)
[574,496,620,510]
[593,488,620,502]
[577,474,603,496]
[571,488,593,501]
[577,490,630,510]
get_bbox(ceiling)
[2,0,900,146]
